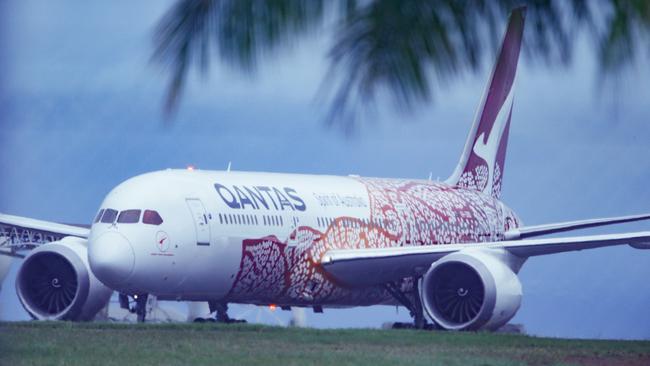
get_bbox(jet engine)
[421,249,522,331]
[16,236,112,320]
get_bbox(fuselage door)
[186,198,211,246]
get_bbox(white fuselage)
[88,169,520,307]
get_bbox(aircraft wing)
[320,231,650,287]
[0,213,89,258]
[504,213,650,240]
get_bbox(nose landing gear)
[118,292,149,322]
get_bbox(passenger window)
[117,209,141,224]
[94,209,104,223]
[101,209,118,223]
[143,210,163,225]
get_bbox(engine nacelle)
[421,249,523,331]
[16,236,112,321]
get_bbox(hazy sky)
[1,0,649,340]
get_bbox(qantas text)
[213,183,306,211]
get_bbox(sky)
[1,0,649,340]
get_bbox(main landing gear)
[384,277,435,330]
[202,301,246,324]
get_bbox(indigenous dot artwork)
[226,178,520,306]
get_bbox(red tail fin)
[446,7,525,199]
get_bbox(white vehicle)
[2,7,649,330]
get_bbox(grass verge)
[1,321,649,366]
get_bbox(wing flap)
[505,231,650,256]
[320,231,650,286]
[505,213,650,240]
[321,247,456,287]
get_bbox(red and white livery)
[2,7,649,330]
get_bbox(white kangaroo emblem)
[472,88,514,195]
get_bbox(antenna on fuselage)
[428,172,433,181]
[226,161,232,172]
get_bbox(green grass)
[1,322,649,366]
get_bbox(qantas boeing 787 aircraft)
[2,7,649,330]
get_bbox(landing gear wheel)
[385,277,433,330]
[208,302,247,324]
[119,293,149,323]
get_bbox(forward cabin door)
[186,198,211,246]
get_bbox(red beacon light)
[186,165,196,171]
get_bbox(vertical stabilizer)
[446,7,525,199]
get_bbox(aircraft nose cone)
[89,231,135,288]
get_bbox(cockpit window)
[143,210,163,225]
[100,209,118,223]
[94,209,104,223]
[117,209,141,224]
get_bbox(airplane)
[1,6,649,330]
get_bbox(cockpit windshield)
[100,209,118,223]
[142,210,163,225]
[117,209,141,223]
[96,208,162,225]
[94,209,104,223]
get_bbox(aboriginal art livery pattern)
[225,9,526,306]
[225,178,521,306]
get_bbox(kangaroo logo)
[472,88,514,195]
[156,231,170,252]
